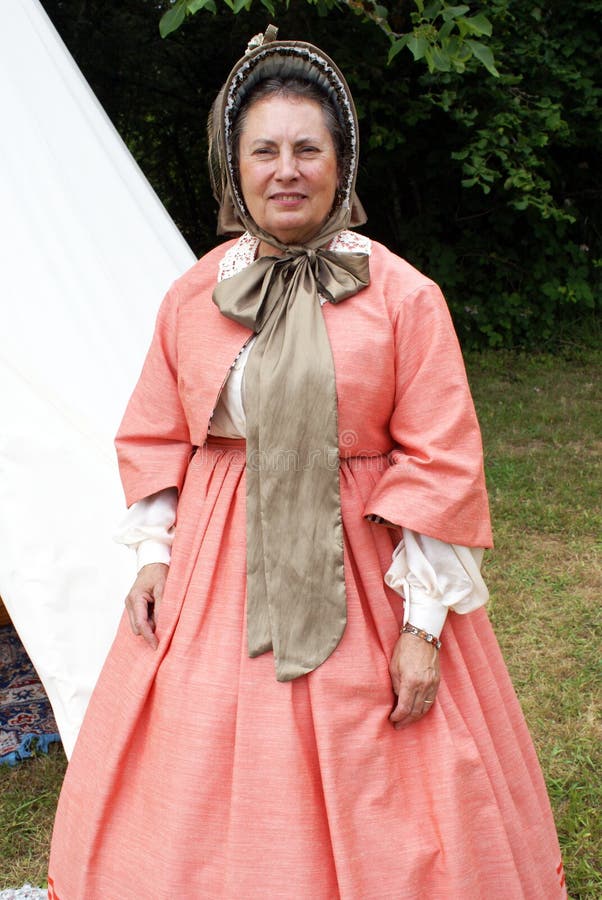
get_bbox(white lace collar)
[218,230,372,284]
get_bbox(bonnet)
[208,24,367,238]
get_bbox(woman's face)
[237,95,339,246]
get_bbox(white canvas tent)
[0,0,196,756]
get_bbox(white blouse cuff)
[135,540,173,570]
[385,528,489,638]
[113,488,177,572]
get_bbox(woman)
[49,29,566,898]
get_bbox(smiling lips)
[270,192,307,204]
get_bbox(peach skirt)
[49,443,566,898]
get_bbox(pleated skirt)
[48,441,566,899]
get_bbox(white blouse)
[115,330,489,639]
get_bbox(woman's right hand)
[124,563,169,650]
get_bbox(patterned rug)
[0,886,48,899]
[0,625,61,766]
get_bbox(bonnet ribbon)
[213,243,369,681]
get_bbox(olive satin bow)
[213,244,370,680]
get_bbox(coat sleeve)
[115,285,194,507]
[363,280,493,548]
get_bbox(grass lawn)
[469,347,601,899]
[1,348,600,897]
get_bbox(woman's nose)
[275,149,298,181]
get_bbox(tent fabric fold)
[0,0,195,756]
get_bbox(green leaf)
[387,35,410,64]
[232,0,250,11]
[424,46,436,74]
[466,39,500,77]
[260,0,276,13]
[462,13,492,37]
[442,5,470,22]
[407,34,428,62]
[438,20,454,40]
[159,1,187,38]
[186,0,216,12]
[424,1,442,18]
[450,40,472,64]
[430,44,452,72]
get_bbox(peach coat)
[48,237,566,899]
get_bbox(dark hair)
[230,77,346,176]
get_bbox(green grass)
[0,743,66,888]
[1,348,600,896]
[468,348,602,899]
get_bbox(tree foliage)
[159,0,500,78]
[41,0,600,349]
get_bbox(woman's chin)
[264,220,323,246]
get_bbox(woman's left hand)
[388,631,440,730]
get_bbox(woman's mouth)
[270,193,306,204]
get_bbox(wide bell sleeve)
[115,286,194,507]
[364,281,492,548]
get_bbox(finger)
[125,596,141,636]
[391,687,435,729]
[389,685,419,725]
[150,573,168,623]
[137,615,159,651]
[153,574,167,604]
[152,591,163,625]
[126,595,158,650]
